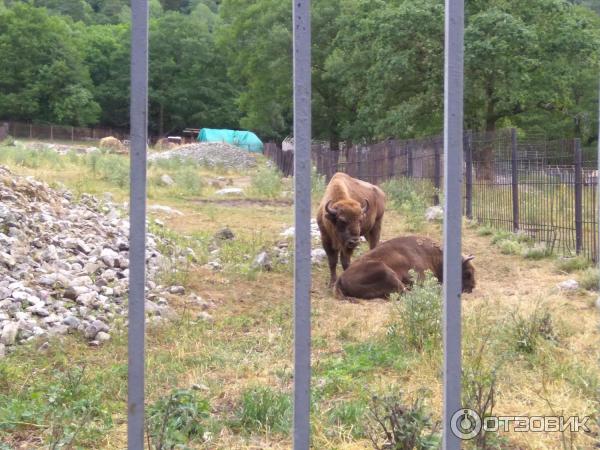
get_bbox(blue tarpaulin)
[198,128,263,153]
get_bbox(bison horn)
[325,200,337,216]
[463,254,475,262]
[361,199,369,214]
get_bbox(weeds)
[387,271,442,353]
[381,178,434,231]
[522,242,552,260]
[555,256,590,273]
[235,386,291,434]
[367,392,440,450]
[250,166,283,199]
[327,400,367,438]
[509,306,558,354]
[578,268,599,291]
[146,388,210,449]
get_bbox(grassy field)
[0,143,598,449]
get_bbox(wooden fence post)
[407,142,414,178]
[575,138,583,254]
[465,131,473,219]
[387,141,396,180]
[511,128,519,231]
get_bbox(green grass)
[555,256,591,273]
[249,165,283,199]
[381,177,436,231]
[234,386,292,434]
[578,267,599,291]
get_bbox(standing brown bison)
[334,235,476,299]
[317,172,385,286]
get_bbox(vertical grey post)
[434,141,441,205]
[464,131,473,219]
[511,128,519,231]
[443,0,463,448]
[574,138,583,254]
[128,0,148,447]
[292,0,311,448]
[407,143,414,178]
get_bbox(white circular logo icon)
[450,408,481,440]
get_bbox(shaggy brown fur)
[334,235,476,299]
[316,172,385,286]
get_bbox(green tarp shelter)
[198,128,263,153]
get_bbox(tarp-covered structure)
[198,128,263,153]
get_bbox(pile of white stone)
[148,142,257,170]
[0,166,188,355]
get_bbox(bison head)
[325,199,369,250]
[462,254,476,293]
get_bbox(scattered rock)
[0,322,19,345]
[148,142,257,170]
[214,227,235,241]
[215,187,244,196]
[169,285,185,295]
[96,331,110,343]
[557,279,579,291]
[252,251,272,271]
[425,206,444,222]
[160,174,175,186]
[311,248,327,265]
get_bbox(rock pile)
[148,142,257,170]
[0,166,186,353]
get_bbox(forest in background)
[0,0,600,147]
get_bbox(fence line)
[5,120,129,142]
[266,128,599,261]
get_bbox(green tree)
[0,4,100,125]
[149,11,239,135]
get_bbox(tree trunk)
[329,134,340,152]
[159,103,164,137]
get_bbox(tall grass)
[249,166,283,199]
[381,177,436,231]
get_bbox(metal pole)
[465,131,473,220]
[575,139,583,254]
[511,128,519,231]
[292,0,311,448]
[443,0,463,447]
[128,0,148,446]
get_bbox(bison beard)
[334,235,476,300]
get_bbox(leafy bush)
[556,256,591,273]
[509,307,557,354]
[387,271,441,353]
[497,239,522,255]
[522,242,551,260]
[476,225,494,236]
[250,166,283,198]
[147,388,210,449]
[0,366,113,448]
[367,393,440,450]
[236,386,291,434]
[327,400,367,438]
[381,178,435,231]
[175,166,203,195]
[578,268,599,291]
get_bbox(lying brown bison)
[317,172,385,286]
[334,235,476,299]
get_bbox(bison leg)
[366,218,382,249]
[336,260,405,299]
[324,242,339,287]
[340,249,353,271]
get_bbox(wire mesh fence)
[266,128,599,261]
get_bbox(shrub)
[381,178,435,231]
[97,156,129,189]
[327,400,367,438]
[497,239,522,255]
[367,393,440,450]
[490,230,515,244]
[476,225,494,236]
[578,268,599,291]
[522,242,552,260]
[556,256,590,273]
[236,386,291,434]
[147,388,210,449]
[387,271,441,353]
[174,166,203,195]
[510,307,557,354]
[250,166,283,198]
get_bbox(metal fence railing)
[266,128,600,261]
[5,120,129,142]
